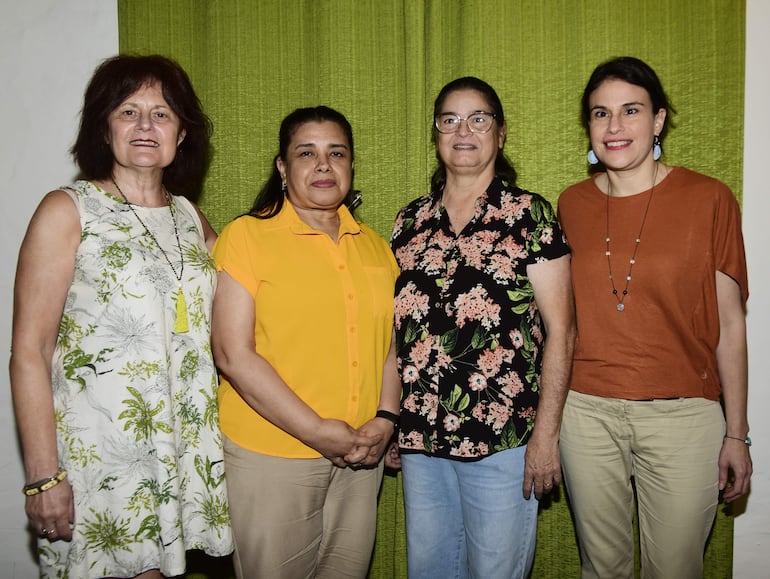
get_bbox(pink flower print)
[539,226,554,244]
[500,195,529,226]
[421,246,448,275]
[451,437,478,457]
[403,392,421,413]
[435,346,453,370]
[499,371,525,398]
[395,230,432,270]
[422,393,438,425]
[469,372,488,391]
[391,213,406,240]
[499,235,527,260]
[403,430,424,449]
[477,346,513,378]
[454,284,501,330]
[394,282,430,329]
[414,199,437,229]
[530,320,543,342]
[486,252,515,282]
[509,329,524,348]
[457,230,499,270]
[518,406,536,419]
[486,401,513,434]
[478,442,489,456]
[443,413,461,432]
[402,365,420,383]
[433,229,456,251]
[409,336,433,370]
[472,401,487,421]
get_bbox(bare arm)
[191,202,217,251]
[353,331,401,466]
[522,254,576,500]
[715,270,752,502]
[10,190,80,539]
[211,271,381,467]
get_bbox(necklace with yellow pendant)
[111,177,189,333]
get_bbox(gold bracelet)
[23,468,68,496]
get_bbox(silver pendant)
[617,303,625,312]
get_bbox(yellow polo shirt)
[213,202,398,458]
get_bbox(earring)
[652,135,662,161]
[281,180,287,192]
[587,149,599,165]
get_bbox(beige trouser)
[559,391,725,579]
[223,436,384,579]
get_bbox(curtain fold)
[118,2,745,577]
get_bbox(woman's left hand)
[345,417,395,468]
[25,478,75,542]
[719,438,752,502]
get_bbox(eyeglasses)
[434,112,497,134]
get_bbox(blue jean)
[401,446,538,579]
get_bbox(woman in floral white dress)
[10,55,232,578]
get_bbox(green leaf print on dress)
[41,182,231,578]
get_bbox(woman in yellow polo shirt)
[211,105,400,579]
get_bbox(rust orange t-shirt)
[558,166,748,401]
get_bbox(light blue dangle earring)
[587,149,599,165]
[653,135,662,161]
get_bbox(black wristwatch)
[376,409,400,430]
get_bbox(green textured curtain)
[119,1,745,577]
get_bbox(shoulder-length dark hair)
[581,56,676,141]
[248,106,355,219]
[430,76,516,193]
[71,54,212,197]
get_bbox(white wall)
[0,1,118,576]
[734,0,770,576]
[0,1,766,577]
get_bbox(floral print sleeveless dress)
[40,181,232,578]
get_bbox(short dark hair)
[248,106,355,219]
[71,54,212,197]
[430,76,516,192]
[581,56,676,141]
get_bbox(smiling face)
[588,79,666,171]
[276,120,353,212]
[107,82,185,172]
[435,88,505,181]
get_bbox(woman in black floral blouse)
[388,77,576,579]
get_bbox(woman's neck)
[604,162,669,197]
[107,166,167,206]
[441,173,492,234]
[292,204,341,242]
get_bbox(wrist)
[23,467,68,496]
[375,409,399,431]
[723,434,752,447]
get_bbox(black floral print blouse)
[391,177,570,461]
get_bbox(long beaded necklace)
[604,162,659,312]
[111,177,189,333]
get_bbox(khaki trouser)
[223,436,384,579]
[560,391,724,579]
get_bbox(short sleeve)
[713,183,749,304]
[212,217,261,298]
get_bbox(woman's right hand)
[310,418,383,467]
[384,442,402,470]
[25,478,74,542]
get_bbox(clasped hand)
[312,418,392,468]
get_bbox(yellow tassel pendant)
[174,286,189,333]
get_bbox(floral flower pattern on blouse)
[391,177,569,460]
